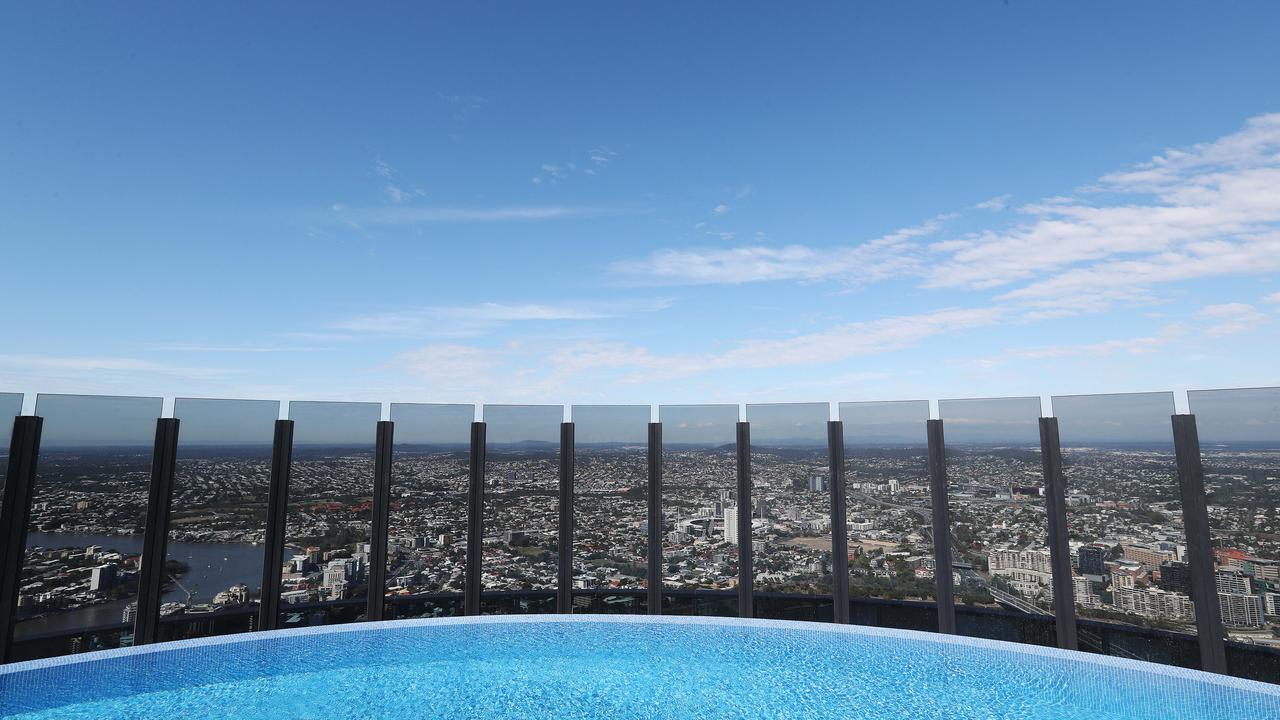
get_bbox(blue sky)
[3,2,1279,415]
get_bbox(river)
[15,532,270,637]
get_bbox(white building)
[1216,569,1252,596]
[724,506,739,545]
[1113,587,1195,623]
[1219,592,1265,628]
[1073,575,1101,607]
[89,565,117,592]
[988,547,1053,602]
[1264,592,1280,617]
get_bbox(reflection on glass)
[482,405,562,609]
[1187,388,1280,657]
[15,394,162,657]
[1,392,22,496]
[745,403,832,598]
[159,398,279,641]
[1052,392,1198,662]
[658,404,739,610]
[386,403,473,618]
[281,401,379,616]
[570,405,650,611]
[838,401,934,602]
[939,397,1050,630]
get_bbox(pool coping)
[3,614,1279,698]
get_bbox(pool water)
[1,616,1277,719]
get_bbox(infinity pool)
[1,616,1277,719]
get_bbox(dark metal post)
[1173,414,1228,674]
[257,419,293,632]
[134,418,181,645]
[828,420,849,624]
[736,421,753,618]
[465,421,486,616]
[1,416,42,662]
[927,419,956,634]
[647,422,663,615]
[367,420,394,622]
[557,422,574,613]
[1040,417,1078,650]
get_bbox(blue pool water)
[1,616,1277,719]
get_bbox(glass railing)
[2,387,1278,685]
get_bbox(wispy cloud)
[610,113,1280,320]
[974,194,1011,211]
[149,343,335,353]
[439,93,486,122]
[382,306,1000,402]
[712,204,730,216]
[371,158,427,204]
[328,298,673,338]
[610,214,953,285]
[531,163,569,185]
[1196,302,1270,336]
[328,204,616,224]
[533,147,619,184]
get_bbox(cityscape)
[11,424,1279,658]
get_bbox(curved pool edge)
[3,614,1278,698]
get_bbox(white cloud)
[1196,302,1270,337]
[531,163,567,185]
[394,344,501,380]
[534,148,619,184]
[1262,291,1280,304]
[541,306,1004,385]
[330,205,613,224]
[328,298,672,337]
[611,215,952,285]
[589,147,618,167]
[439,94,486,122]
[974,194,1011,211]
[1007,326,1185,360]
[712,204,729,216]
[611,113,1280,317]
[149,343,334,353]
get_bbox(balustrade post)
[257,419,293,632]
[828,420,849,624]
[0,415,42,662]
[1040,417,1078,650]
[367,420,394,621]
[557,422,574,613]
[647,422,663,615]
[1172,414,1228,674]
[135,418,180,645]
[465,421,486,616]
[736,421,753,618]
[927,419,956,634]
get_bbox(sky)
[3,2,1280,431]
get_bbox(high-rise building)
[90,565,117,592]
[121,603,137,624]
[1264,592,1280,617]
[1216,569,1252,596]
[1122,544,1174,570]
[988,547,1053,600]
[1078,545,1107,577]
[724,506,739,545]
[1158,561,1191,594]
[1113,587,1195,623]
[1072,575,1101,608]
[1219,592,1264,628]
[807,476,828,493]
